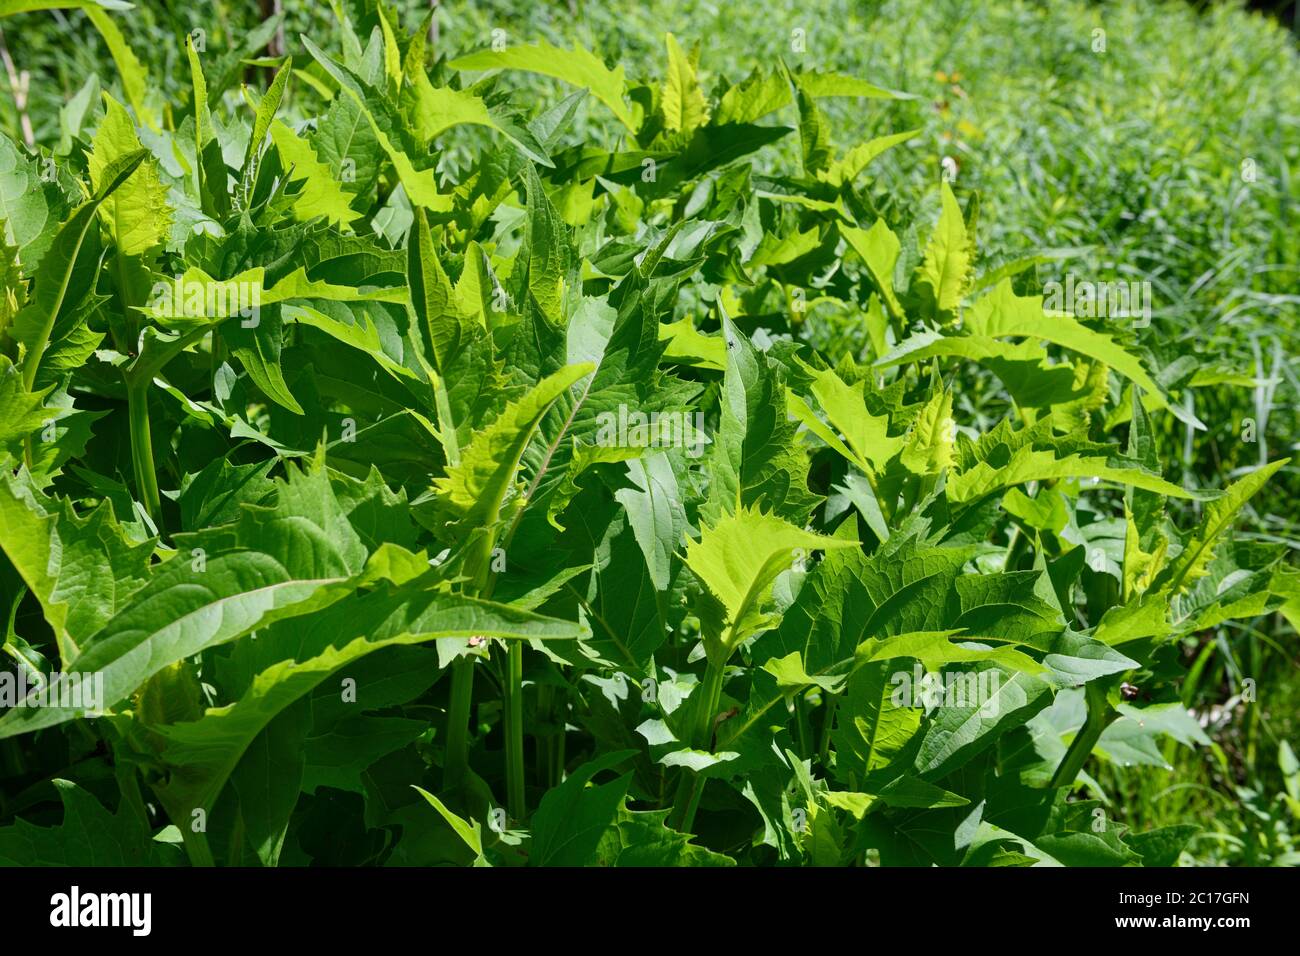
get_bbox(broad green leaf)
[948,418,1197,506]
[658,315,727,370]
[449,41,636,130]
[0,467,152,663]
[913,181,971,318]
[269,120,361,228]
[524,164,569,326]
[685,503,857,657]
[787,357,902,477]
[302,36,449,211]
[595,806,734,866]
[661,34,708,133]
[0,355,50,451]
[141,586,582,839]
[715,69,790,125]
[0,132,68,270]
[414,787,486,863]
[529,750,636,866]
[793,75,832,175]
[819,128,920,187]
[0,0,131,12]
[841,219,904,320]
[14,148,144,390]
[833,661,922,776]
[0,460,370,737]
[88,94,171,256]
[899,387,954,477]
[796,70,912,101]
[1151,459,1289,595]
[915,666,1052,777]
[242,57,292,180]
[706,311,821,523]
[613,453,682,592]
[407,206,460,374]
[0,779,179,866]
[967,278,1168,407]
[434,363,594,530]
[83,6,159,131]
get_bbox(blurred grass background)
[2,0,1297,863]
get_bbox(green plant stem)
[861,469,893,527]
[503,641,526,820]
[679,776,705,833]
[210,328,226,386]
[669,657,728,830]
[819,693,838,764]
[535,683,566,787]
[126,381,162,526]
[444,657,474,788]
[178,822,214,868]
[690,657,727,750]
[1050,682,1117,789]
[1005,524,1030,570]
[794,692,810,757]
[554,708,566,787]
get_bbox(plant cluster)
[0,0,1294,866]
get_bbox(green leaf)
[685,503,857,657]
[613,453,683,592]
[595,806,734,865]
[793,75,832,175]
[913,181,972,318]
[88,94,170,255]
[841,219,904,320]
[524,164,570,326]
[0,355,51,452]
[0,779,179,866]
[224,305,305,414]
[706,311,821,522]
[1125,825,1198,867]
[716,69,790,125]
[819,128,920,187]
[833,661,921,776]
[450,41,635,130]
[0,0,131,13]
[0,459,371,737]
[786,357,902,477]
[140,584,582,841]
[899,387,954,477]
[796,69,913,101]
[1151,459,1288,595]
[529,750,636,866]
[915,667,1052,777]
[661,34,709,133]
[15,148,145,390]
[414,786,486,862]
[947,418,1196,506]
[434,363,594,532]
[83,6,159,131]
[302,35,449,211]
[270,119,361,228]
[0,132,68,270]
[966,278,1168,408]
[0,467,152,663]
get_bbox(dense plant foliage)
[0,0,1295,866]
